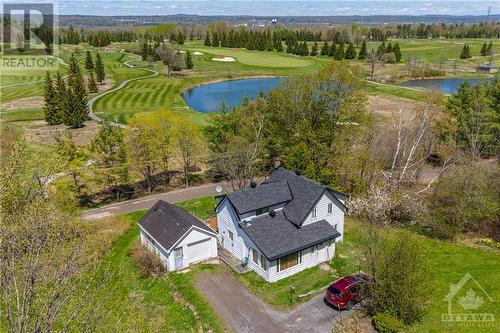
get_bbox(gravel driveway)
[195,269,354,333]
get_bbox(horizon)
[52,1,500,17]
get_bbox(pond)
[182,77,284,113]
[398,77,493,94]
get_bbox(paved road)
[196,269,353,333]
[87,52,159,128]
[82,182,230,220]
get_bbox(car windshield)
[327,286,342,295]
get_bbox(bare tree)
[367,48,382,80]
[155,43,185,76]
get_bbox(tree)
[320,41,329,56]
[55,130,87,199]
[459,44,471,59]
[446,80,498,156]
[87,70,98,92]
[155,43,186,76]
[480,42,487,56]
[91,123,128,199]
[54,72,67,123]
[204,31,211,46]
[69,53,78,75]
[185,50,194,69]
[310,41,318,56]
[64,64,88,128]
[94,51,106,84]
[367,48,382,80]
[393,43,402,62]
[335,43,345,60]
[85,49,94,70]
[345,42,357,59]
[486,40,493,55]
[173,116,205,187]
[358,40,367,59]
[43,72,60,125]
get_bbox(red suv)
[324,273,371,310]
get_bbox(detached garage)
[138,200,218,271]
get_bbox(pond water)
[399,77,493,94]
[182,77,284,113]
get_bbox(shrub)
[130,242,166,278]
[372,312,404,333]
[382,52,396,64]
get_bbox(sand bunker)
[212,56,235,62]
[193,51,203,55]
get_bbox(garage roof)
[138,200,215,252]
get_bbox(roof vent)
[250,181,257,188]
[295,170,301,176]
[269,210,276,217]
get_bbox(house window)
[312,208,317,219]
[228,230,234,241]
[328,203,333,214]
[277,251,301,272]
[260,254,267,270]
[252,249,258,263]
[174,247,183,258]
[256,207,269,216]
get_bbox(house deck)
[218,246,250,274]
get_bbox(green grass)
[175,195,216,220]
[235,265,335,308]
[89,196,223,332]
[337,219,500,333]
[366,82,428,101]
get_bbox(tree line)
[43,51,105,128]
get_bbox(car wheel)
[345,301,354,310]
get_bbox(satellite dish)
[215,185,223,193]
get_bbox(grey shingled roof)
[226,180,292,215]
[240,210,341,261]
[265,167,327,226]
[138,200,215,252]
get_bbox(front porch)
[217,245,251,274]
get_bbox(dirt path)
[195,269,353,333]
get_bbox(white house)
[139,200,218,271]
[216,167,347,282]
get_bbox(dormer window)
[256,207,269,216]
[312,208,317,219]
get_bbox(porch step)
[218,245,251,274]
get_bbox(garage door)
[187,238,212,263]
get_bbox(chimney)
[273,157,282,169]
[250,181,257,188]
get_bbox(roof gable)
[138,200,215,252]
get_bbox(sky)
[3,1,500,16]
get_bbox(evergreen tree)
[358,40,367,59]
[276,41,284,52]
[43,72,60,125]
[94,52,105,84]
[386,42,393,54]
[176,30,185,45]
[204,31,211,46]
[64,65,88,128]
[480,42,487,56]
[87,70,98,92]
[189,29,195,41]
[185,50,194,69]
[486,40,493,55]
[459,44,471,59]
[320,41,329,56]
[378,41,386,54]
[54,72,67,124]
[310,41,318,56]
[335,43,345,60]
[393,43,402,62]
[328,43,337,57]
[69,53,78,75]
[212,32,219,47]
[85,50,94,70]
[345,42,357,59]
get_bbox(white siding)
[140,227,217,272]
[302,191,344,241]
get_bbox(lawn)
[335,219,500,333]
[85,196,224,332]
